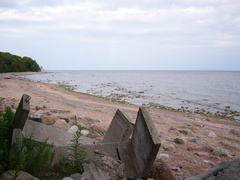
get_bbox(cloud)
[0,0,240,70]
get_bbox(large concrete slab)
[103,109,133,143]
[129,107,161,178]
[22,120,96,147]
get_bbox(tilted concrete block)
[103,109,133,143]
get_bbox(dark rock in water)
[186,160,240,180]
[174,138,184,144]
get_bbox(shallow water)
[21,70,240,114]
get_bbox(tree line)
[0,52,41,73]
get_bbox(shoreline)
[12,71,240,121]
[1,72,240,179]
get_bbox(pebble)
[90,124,107,133]
[52,119,69,130]
[229,129,240,137]
[81,129,90,137]
[174,138,184,144]
[194,152,209,158]
[208,132,217,138]
[190,138,200,143]
[68,125,79,134]
[179,129,193,136]
[41,116,58,125]
[156,154,170,160]
[62,178,74,180]
[163,143,176,151]
[212,147,231,157]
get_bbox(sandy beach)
[1,72,240,179]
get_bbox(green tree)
[0,52,41,73]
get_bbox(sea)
[20,70,240,117]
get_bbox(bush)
[0,107,55,177]
[55,131,87,176]
[0,107,14,173]
[10,134,55,177]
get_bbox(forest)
[0,52,41,73]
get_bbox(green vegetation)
[0,51,41,73]
[0,107,14,173]
[0,107,55,176]
[10,134,55,177]
[54,131,87,176]
[0,107,87,178]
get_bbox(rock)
[62,177,74,180]
[179,129,193,136]
[163,143,176,151]
[82,154,125,180]
[190,138,199,143]
[194,152,209,158]
[90,124,107,133]
[68,125,79,134]
[60,118,70,123]
[52,119,69,130]
[186,160,240,180]
[70,173,88,180]
[156,154,170,160]
[202,145,215,152]
[0,170,39,180]
[161,140,168,147]
[219,141,240,151]
[212,147,231,157]
[41,116,58,125]
[81,129,90,137]
[36,106,43,110]
[187,144,202,151]
[87,132,102,139]
[31,118,42,122]
[4,77,11,79]
[150,159,177,180]
[208,132,217,138]
[229,129,240,137]
[174,138,184,144]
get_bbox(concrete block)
[22,120,97,147]
[103,109,133,143]
[130,107,161,178]
[12,94,30,130]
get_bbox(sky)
[0,0,240,70]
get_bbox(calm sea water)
[21,70,240,114]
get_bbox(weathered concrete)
[88,107,161,179]
[22,120,97,147]
[103,109,133,143]
[129,107,161,179]
[12,94,30,130]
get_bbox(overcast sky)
[1,0,240,70]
